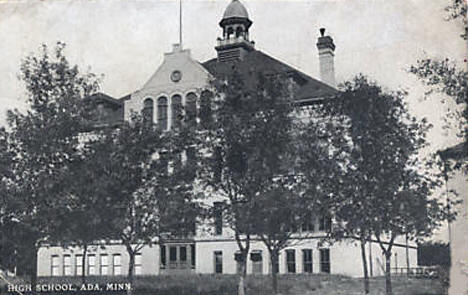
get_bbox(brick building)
[37,0,418,278]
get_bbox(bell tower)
[215,0,255,62]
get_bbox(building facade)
[439,144,468,295]
[37,0,418,278]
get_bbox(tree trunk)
[125,243,135,290]
[238,255,247,295]
[384,251,393,295]
[128,253,135,284]
[233,227,249,295]
[82,244,88,284]
[360,237,370,295]
[270,250,279,294]
[30,247,38,295]
[238,274,245,295]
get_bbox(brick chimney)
[316,28,336,88]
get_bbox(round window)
[171,70,182,82]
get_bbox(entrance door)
[160,243,195,274]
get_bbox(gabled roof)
[118,93,132,102]
[84,92,125,129]
[87,92,123,108]
[201,50,338,101]
[438,142,467,160]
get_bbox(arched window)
[142,98,154,124]
[171,95,182,129]
[236,27,243,38]
[227,27,234,39]
[186,92,197,125]
[200,90,213,128]
[157,97,168,130]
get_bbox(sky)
[0,0,465,238]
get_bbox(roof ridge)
[201,49,338,100]
[253,50,337,91]
[89,92,123,106]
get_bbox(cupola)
[221,0,251,23]
[215,0,255,62]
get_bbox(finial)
[320,28,326,37]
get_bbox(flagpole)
[179,0,183,48]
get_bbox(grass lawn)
[1,274,445,295]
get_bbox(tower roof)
[222,0,249,20]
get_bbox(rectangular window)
[158,152,169,174]
[180,246,187,262]
[76,255,83,276]
[189,220,196,236]
[186,147,196,180]
[213,147,223,182]
[100,255,109,275]
[213,202,223,235]
[250,251,263,274]
[214,251,223,274]
[200,91,212,128]
[63,255,72,276]
[190,244,196,269]
[320,249,331,273]
[290,219,299,233]
[288,214,301,233]
[319,214,332,232]
[169,246,177,263]
[301,214,315,232]
[160,245,166,269]
[302,249,313,273]
[88,255,96,275]
[113,254,122,275]
[286,250,296,273]
[172,153,182,172]
[134,253,142,275]
[51,255,60,276]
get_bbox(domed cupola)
[221,0,251,25]
[216,0,255,62]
